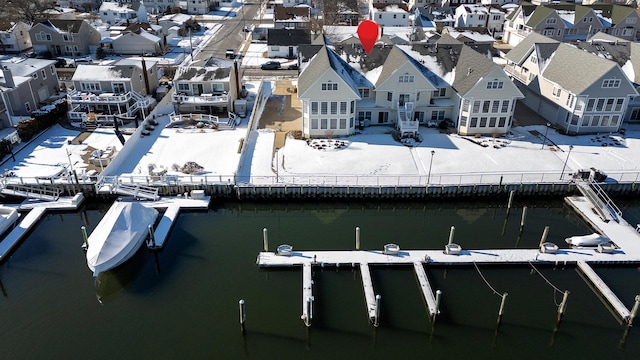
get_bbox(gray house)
[29,19,101,57]
[505,32,638,134]
[0,59,60,127]
[172,57,237,114]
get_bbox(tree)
[4,0,55,24]
[95,47,107,60]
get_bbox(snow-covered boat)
[86,201,158,276]
[0,206,18,235]
[565,233,610,247]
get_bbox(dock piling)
[263,228,268,252]
[239,299,246,333]
[497,292,508,326]
[148,224,156,248]
[434,290,442,323]
[539,225,550,247]
[519,206,528,233]
[374,294,381,327]
[557,290,569,323]
[81,225,88,249]
[304,297,312,327]
[506,190,515,217]
[447,226,455,245]
[355,226,360,250]
[629,295,640,326]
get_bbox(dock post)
[506,190,515,217]
[355,226,360,250]
[539,226,550,247]
[263,228,268,252]
[557,290,569,323]
[434,289,442,323]
[148,224,156,248]
[447,226,455,245]
[497,292,508,326]
[629,295,640,326]
[374,294,381,327]
[519,206,528,233]
[239,299,246,333]
[81,225,88,249]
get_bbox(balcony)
[67,90,131,105]
[172,92,229,106]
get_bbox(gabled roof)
[72,64,137,81]
[298,46,372,97]
[451,42,501,96]
[267,29,311,46]
[372,3,410,12]
[542,43,618,94]
[526,6,556,27]
[39,19,86,33]
[504,32,559,64]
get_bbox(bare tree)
[5,0,55,24]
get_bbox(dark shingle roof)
[267,29,311,46]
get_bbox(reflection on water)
[0,199,638,359]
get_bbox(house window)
[470,117,478,127]
[112,82,126,94]
[358,111,371,121]
[482,101,490,113]
[614,98,624,112]
[81,82,101,91]
[431,110,445,120]
[271,46,279,51]
[626,17,637,24]
[433,88,446,97]
[25,102,31,112]
[480,117,487,127]
[177,83,190,92]
[311,118,318,129]
[340,102,347,114]
[340,118,347,129]
[321,102,328,115]
[63,34,72,42]
[330,118,337,129]
[211,83,224,93]
[501,100,509,113]
[592,115,600,126]
[491,100,499,113]
[552,86,561,98]
[311,102,318,115]
[399,74,414,83]
[582,116,591,126]
[596,98,605,111]
[611,115,620,127]
[486,81,503,89]
[460,115,467,126]
[41,70,46,79]
[542,29,555,36]
[605,98,614,112]
[330,102,337,115]
[358,88,369,98]
[602,78,621,88]
[32,73,37,79]
[462,99,470,112]
[530,55,537,64]
[546,18,557,24]
[50,65,55,75]
[586,99,595,111]
[489,117,497,127]
[498,117,506,127]
[472,101,480,112]
[320,118,328,129]
[35,32,51,41]
[321,82,337,91]
[387,92,392,101]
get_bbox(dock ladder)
[574,179,621,222]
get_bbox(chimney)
[2,66,14,88]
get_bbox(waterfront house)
[157,13,194,36]
[99,0,148,26]
[171,57,236,115]
[0,58,60,127]
[504,32,638,134]
[413,7,455,31]
[67,58,158,128]
[267,29,311,59]
[453,4,506,37]
[29,19,101,57]
[503,3,640,46]
[0,21,32,54]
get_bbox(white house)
[0,21,32,54]
[370,3,412,27]
[454,4,506,35]
[143,0,180,13]
[99,0,148,26]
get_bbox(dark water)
[1,199,639,359]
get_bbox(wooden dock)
[0,193,85,261]
[256,195,640,326]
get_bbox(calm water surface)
[1,198,639,359]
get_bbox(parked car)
[287,64,299,70]
[226,49,235,59]
[261,61,281,70]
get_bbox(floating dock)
[257,195,640,326]
[0,193,85,261]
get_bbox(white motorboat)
[565,233,610,247]
[0,206,18,235]
[276,244,293,256]
[86,201,158,276]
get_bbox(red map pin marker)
[357,20,380,55]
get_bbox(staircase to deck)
[574,178,621,223]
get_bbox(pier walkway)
[0,193,85,261]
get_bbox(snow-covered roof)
[71,64,137,81]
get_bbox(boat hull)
[565,233,609,247]
[86,201,158,276]
[0,206,18,236]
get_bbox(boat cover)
[86,201,158,276]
